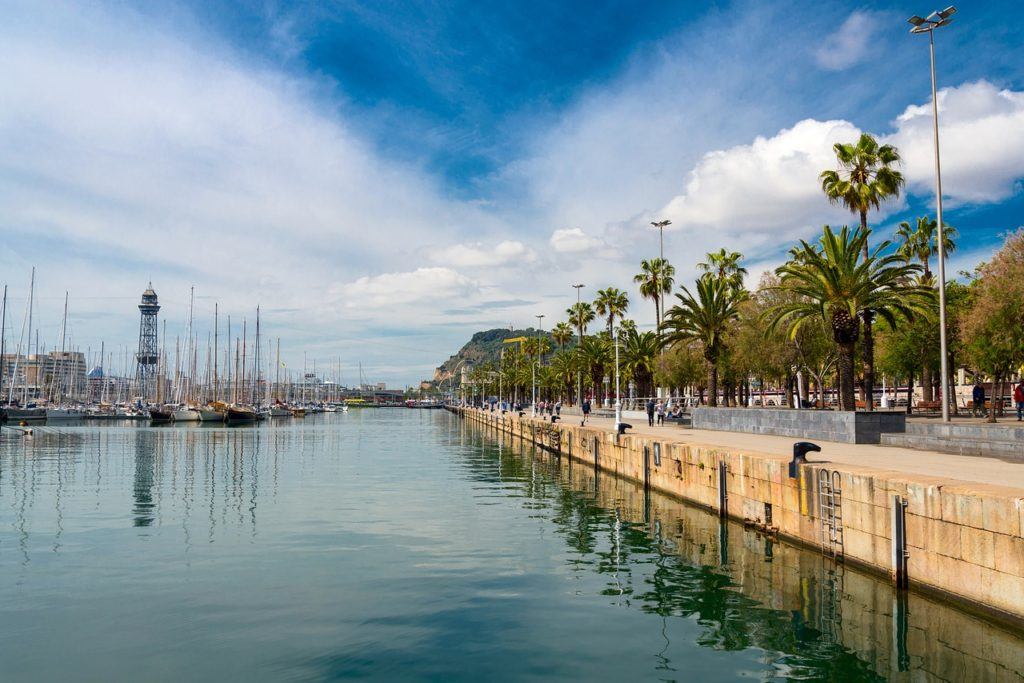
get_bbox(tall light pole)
[650,219,671,320]
[613,325,622,431]
[909,6,955,423]
[532,314,544,416]
[572,283,585,406]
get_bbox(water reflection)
[457,417,1024,682]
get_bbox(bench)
[916,401,941,411]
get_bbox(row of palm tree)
[463,133,954,412]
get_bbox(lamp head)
[908,15,926,26]
[938,6,956,19]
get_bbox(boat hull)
[4,407,47,422]
[226,407,257,423]
[149,408,174,423]
[198,408,224,423]
[173,408,201,422]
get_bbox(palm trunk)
[988,376,999,423]
[921,364,934,402]
[838,341,856,411]
[906,371,914,415]
[707,363,718,408]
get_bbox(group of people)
[971,381,1024,421]
[645,399,683,426]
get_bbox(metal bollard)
[788,441,821,478]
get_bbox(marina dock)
[453,406,1024,629]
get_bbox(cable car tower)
[135,283,160,402]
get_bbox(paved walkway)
[574,415,1024,493]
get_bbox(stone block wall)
[454,407,1024,626]
[692,406,906,443]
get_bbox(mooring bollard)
[788,441,821,478]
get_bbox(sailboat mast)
[213,303,219,403]
[0,285,6,403]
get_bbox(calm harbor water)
[1,411,1022,681]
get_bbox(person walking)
[656,400,665,426]
[646,398,655,427]
[581,397,591,426]
[1014,380,1024,422]
[554,400,561,417]
[972,381,986,418]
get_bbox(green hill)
[432,328,558,383]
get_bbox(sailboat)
[173,287,201,422]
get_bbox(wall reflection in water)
[457,418,1024,682]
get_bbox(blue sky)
[1,0,1023,385]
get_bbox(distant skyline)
[2,1,1023,385]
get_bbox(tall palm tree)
[620,328,660,397]
[767,225,930,412]
[662,275,746,407]
[551,322,573,352]
[896,216,958,281]
[634,258,675,332]
[578,335,612,402]
[820,133,905,411]
[593,287,630,334]
[698,248,747,292]
[566,302,595,338]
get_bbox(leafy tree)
[662,275,747,407]
[634,258,675,332]
[768,225,930,411]
[820,133,905,411]
[594,287,630,334]
[656,342,706,401]
[961,229,1024,422]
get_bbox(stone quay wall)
[692,406,906,444]
[453,407,1024,627]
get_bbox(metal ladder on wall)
[818,469,844,559]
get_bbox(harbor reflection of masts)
[132,431,157,527]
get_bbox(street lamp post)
[572,283,585,406]
[909,6,956,423]
[533,314,544,416]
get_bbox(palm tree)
[618,318,637,334]
[620,328,660,397]
[820,133,905,411]
[896,216,958,281]
[566,302,595,338]
[634,258,675,331]
[767,225,930,412]
[593,287,630,334]
[578,335,612,402]
[698,248,747,291]
[551,322,573,352]
[662,275,746,407]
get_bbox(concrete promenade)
[581,415,1024,492]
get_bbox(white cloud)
[549,227,606,254]
[887,81,1024,205]
[433,240,535,268]
[333,267,478,309]
[814,12,878,71]
[660,118,863,237]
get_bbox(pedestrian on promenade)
[646,398,655,427]
[554,400,561,417]
[582,397,591,426]
[656,400,665,426]
[1015,381,1024,421]
[972,381,986,418]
